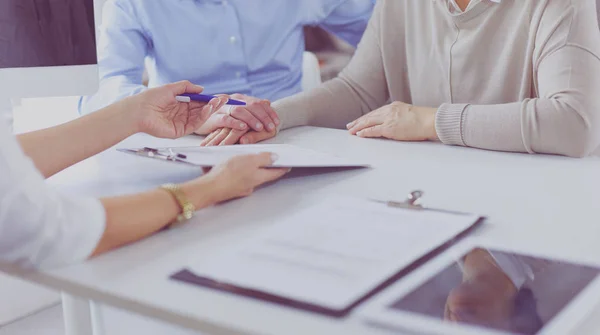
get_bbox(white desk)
[3,126,600,335]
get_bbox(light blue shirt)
[79,0,375,114]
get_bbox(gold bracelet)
[160,183,195,227]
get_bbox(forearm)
[436,98,600,157]
[17,100,139,178]
[274,78,367,131]
[436,46,600,157]
[275,1,388,131]
[92,178,217,256]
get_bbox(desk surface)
[7,126,600,335]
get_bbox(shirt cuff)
[490,252,534,290]
[435,103,469,146]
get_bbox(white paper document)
[120,144,371,168]
[185,197,481,310]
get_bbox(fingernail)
[346,122,353,129]
[286,168,292,173]
[275,119,281,125]
[208,105,214,114]
[268,123,275,130]
[240,138,248,144]
[240,123,247,129]
[256,123,263,130]
[271,153,279,162]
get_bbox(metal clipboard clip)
[373,190,475,216]
[121,147,190,164]
[372,190,425,211]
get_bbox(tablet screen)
[387,248,600,335]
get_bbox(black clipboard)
[170,191,485,318]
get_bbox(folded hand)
[346,102,439,141]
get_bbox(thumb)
[240,131,274,144]
[169,80,204,96]
[250,152,278,168]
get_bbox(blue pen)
[175,93,246,106]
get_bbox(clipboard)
[170,191,485,318]
[117,144,372,168]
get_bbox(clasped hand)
[121,81,289,201]
[126,80,229,138]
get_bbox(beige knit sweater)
[273,0,600,157]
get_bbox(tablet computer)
[360,240,600,335]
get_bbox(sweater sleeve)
[274,0,389,131]
[435,0,600,157]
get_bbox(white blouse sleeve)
[0,106,106,269]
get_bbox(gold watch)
[160,183,195,227]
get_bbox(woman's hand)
[195,94,279,135]
[127,80,229,139]
[200,127,278,146]
[195,153,290,203]
[346,102,439,141]
[221,94,279,132]
[200,128,249,146]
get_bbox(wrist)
[423,107,439,141]
[114,95,145,135]
[180,177,221,209]
[96,98,140,140]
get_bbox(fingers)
[346,106,387,130]
[207,96,230,115]
[201,129,224,146]
[206,128,232,146]
[356,125,385,138]
[248,152,279,167]
[348,114,384,135]
[220,129,248,146]
[213,114,248,131]
[229,106,264,132]
[169,80,204,95]
[346,113,370,130]
[237,152,289,184]
[262,100,281,126]
[252,101,278,131]
[227,95,276,131]
[239,129,277,144]
[255,168,291,184]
